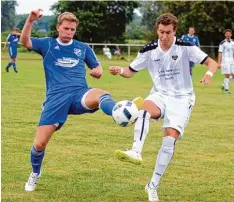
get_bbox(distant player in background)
[20,9,142,192]
[103,45,112,59]
[218,29,234,94]
[110,13,218,202]
[181,27,200,76]
[114,45,121,59]
[2,28,21,73]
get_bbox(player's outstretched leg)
[115,110,151,165]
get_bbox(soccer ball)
[112,100,139,127]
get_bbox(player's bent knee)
[33,142,48,151]
[143,100,161,118]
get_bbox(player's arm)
[217,52,222,68]
[89,65,103,79]
[85,44,103,79]
[2,39,8,51]
[20,9,43,49]
[200,57,218,84]
[109,47,149,78]
[109,66,135,78]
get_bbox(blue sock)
[99,94,116,116]
[12,63,17,72]
[5,62,12,69]
[30,146,45,174]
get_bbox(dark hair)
[189,27,195,30]
[155,13,178,30]
[12,28,20,32]
[224,29,232,34]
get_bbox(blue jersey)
[31,37,100,95]
[181,34,200,47]
[7,33,19,48]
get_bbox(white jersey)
[129,37,208,96]
[103,47,111,54]
[218,39,234,64]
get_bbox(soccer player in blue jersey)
[3,28,21,73]
[19,9,143,192]
[181,27,200,76]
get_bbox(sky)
[16,0,142,16]
[16,0,58,15]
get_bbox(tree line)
[1,0,233,46]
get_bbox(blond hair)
[57,12,79,26]
[155,13,178,31]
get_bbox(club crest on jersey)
[74,48,82,56]
[54,45,60,50]
[172,55,178,60]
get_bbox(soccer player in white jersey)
[109,13,218,202]
[103,45,112,59]
[20,9,142,192]
[218,29,234,94]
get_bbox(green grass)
[1,52,234,202]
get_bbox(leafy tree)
[125,13,145,40]
[1,0,18,32]
[139,1,234,49]
[163,1,234,46]
[50,1,139,42]
[138,1,164,42]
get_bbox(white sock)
[224,78,230,90]
[149,136,176,188]
[132,110,151,154]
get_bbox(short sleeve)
[218,43,223,53]
[31,37,51,55]
[187,46,208,64]
[84,44,100,69]
[129,51,149,71]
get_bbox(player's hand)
[109,66,121,75]
[200,73,213,85]
[89,66,103,79]
[218,63,221,69]
[28,9,43,23]
[2,47,6,52]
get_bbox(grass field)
[1,52,234,202]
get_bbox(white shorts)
[145,92,195,136]
[221,63,234,74]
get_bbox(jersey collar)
[158,36,176,53]
[56,38,73,46]
[188,34,194,37]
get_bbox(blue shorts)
[189,61,195,68]
[8,46,17,59]
[38,88,99,130]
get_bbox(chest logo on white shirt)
[74,48,82,56]
[172,55,178,60]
